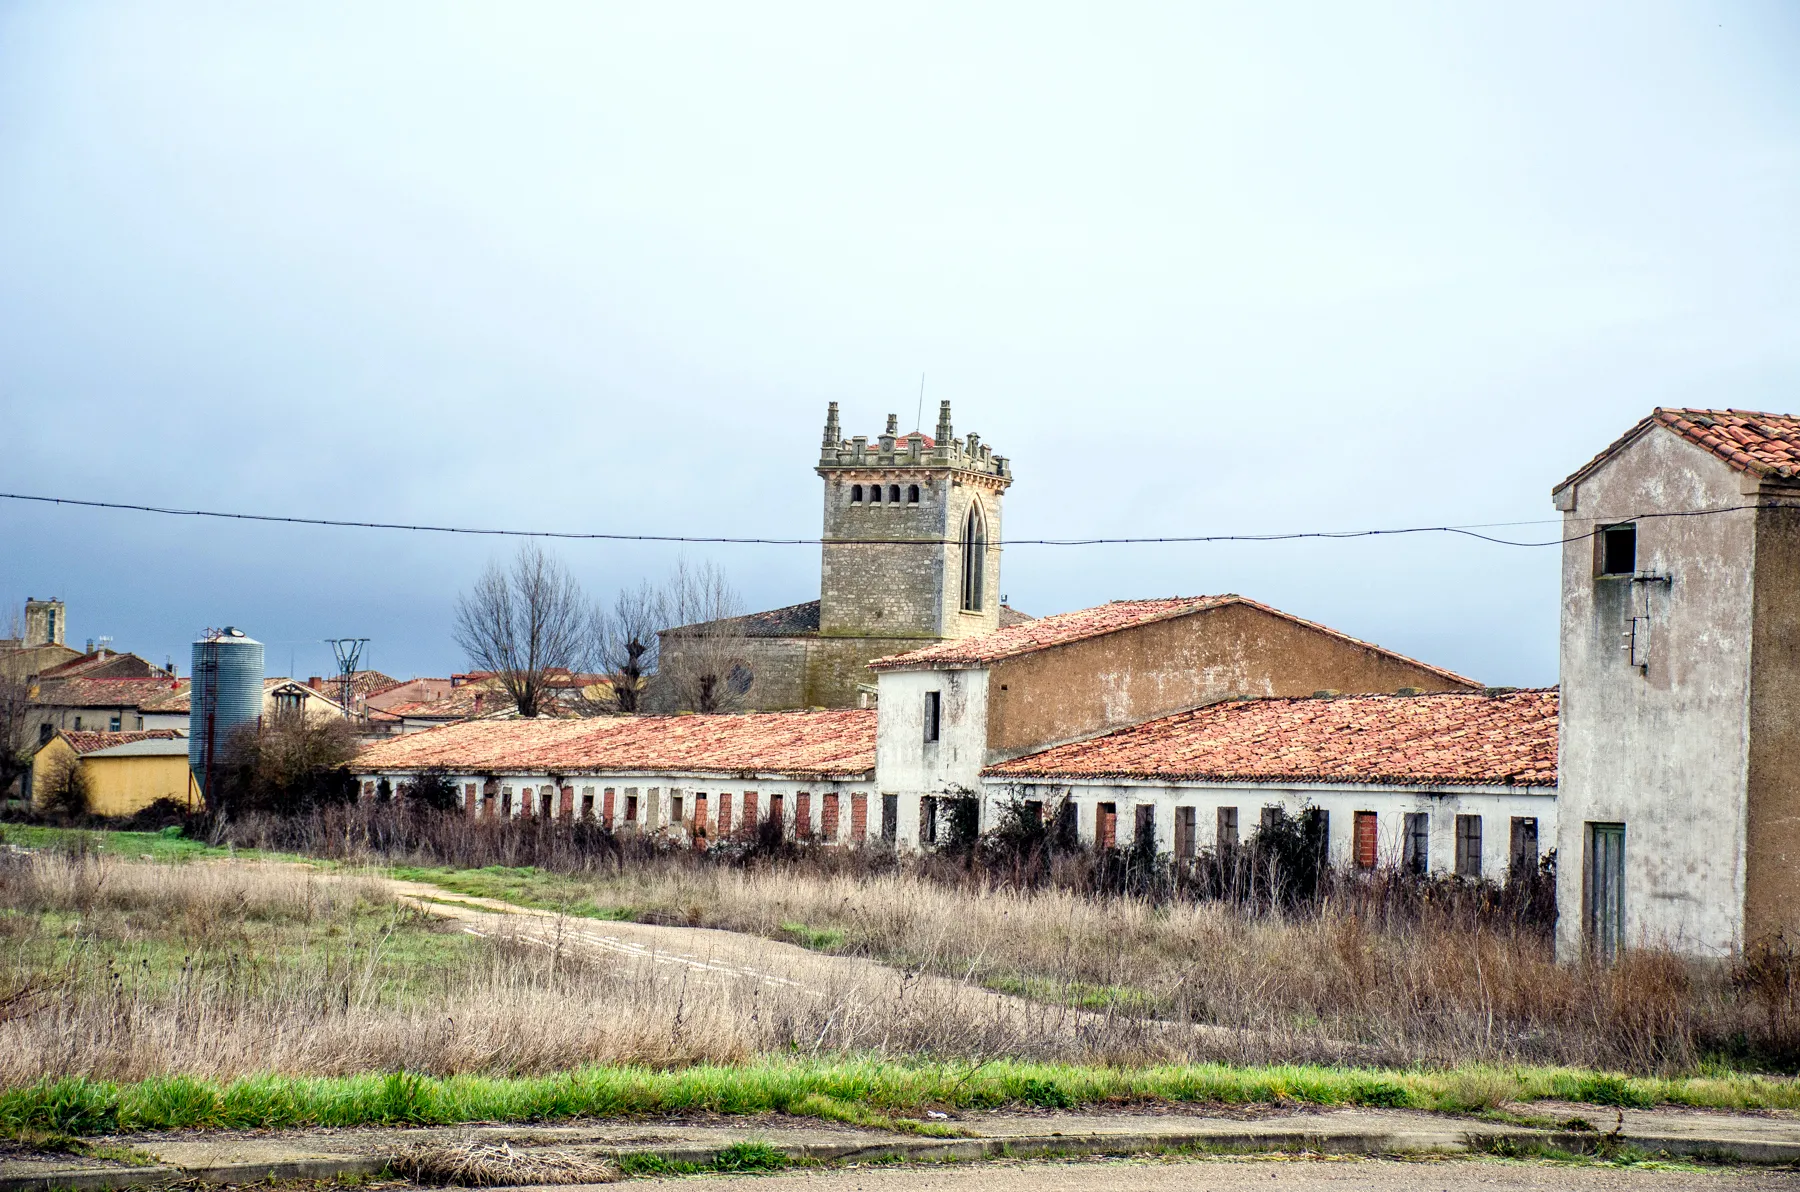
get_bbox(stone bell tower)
[817,400,1011,642]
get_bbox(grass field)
[5,823,1800,1138]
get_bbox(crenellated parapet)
[817,401,1010,485]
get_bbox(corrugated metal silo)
[190,626,265,787]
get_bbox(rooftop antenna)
[915,373,925,434]
[326,637,368,718]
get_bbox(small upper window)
[907,484,920,503]
[870,484,882,503]
[888,484,901,503]
[1600,523,1637,576]
[850,484,863,503]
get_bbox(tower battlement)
[817,401,1010,482]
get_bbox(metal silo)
[190,626,265,790]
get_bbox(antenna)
[326,638,369,718]
[915,373,925,433]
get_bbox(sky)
[1,2,1796,686]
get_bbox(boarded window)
[1175,806,1196,857]
[1509,816,1538,878]
[1216,806,1238,851]
[770,792,784,827]
[1096,802,1117,850]
[1134,804,1156,849]
[1455,814,1482,878]
[717,792,733,835]
[1600,522,1637,575]
[1261,806,1283,831]
[851,793,868,839]
[624,793,639,823]
[464,783,478,815]
[540,787,555,818]
[795,792,811,837]
[742,791,758,826]
[881,793,898,842]
[923,691,941,742]
[693,793,708,835]
[602,787,615,827]
[822,792,839,840]
[559,785,574,818]
[1403,812,1429,875]
[1353,811,1378,870]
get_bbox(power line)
[0,489,1776,550]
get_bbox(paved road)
[622,1156,1800,1191]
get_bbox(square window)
[1600,523,1636,576]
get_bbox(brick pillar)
[560,785,574,819]
[822,793,839,840]
[717,792,733,836]
[602,788,615,828]
[851,793,867,841]
[795,792,811,839]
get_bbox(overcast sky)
[2,2,1795,686]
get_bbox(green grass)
[4,1060,1798,1139]
[987,974,1164,1016]
[388,865,633,921]
[0,824,235,863]
[780,921,846,951]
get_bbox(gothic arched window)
[870,484,882,503]
[888,484,901,504]
[851,484,863,503]
[907,484,920,504]
[960,504,986,612]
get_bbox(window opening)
[907,484,920,503]
[1134,803,1155,848]
[959,506,986,611]
[923,690,941,742]
[1403,812,1429,875]
[671,794,684,825]
[1096,802,1118,850]
[888,484,900,503]
[1216,806,1238,851]
[1509,817,1538,878]
[1353,810,1378,870]
[921,795,939,845]
[851,484,863,503]
[1455,814,1482,878]
[870,484,882,503]
[881,793,898,842]
[625,793,639,823]
[581,793,594,819]
[1600,523,1637,576]
[1175,806,1196,857]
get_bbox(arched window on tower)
[851,484,863,503]
[888,484,901,504]
[907,484,920,504]
[870,484,882,503]
[960,505,986,612]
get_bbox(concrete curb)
[5,1125,1797,1190]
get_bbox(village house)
[868,595,1485,845]
[26,676,191,744]
[659,402,1030,711]
[25,728,193,815]
[353,709,877,841]
[1553,408,1800,960]
[982,689,1557,877]
[263,678,350,723]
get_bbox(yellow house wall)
[35,750,195,816]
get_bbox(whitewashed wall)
[875,666,989,849]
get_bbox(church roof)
[1556,408,1800,495]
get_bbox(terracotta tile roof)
[38,651,170,680]
[35,677,191,712]
[869,596,1479,688]
[1558,408,1800,494]
[986,689,1557,787]
[354,709,876,779]
[58,728,187,756]
[997,604,1034,628]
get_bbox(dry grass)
[390,1141,618,1186]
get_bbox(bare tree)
[652,559,751,714]
[453,543,590,718]
[0,605,37,802]
[593,578,662,714]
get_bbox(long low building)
[980,689,1558,880]
[353,709,882,842]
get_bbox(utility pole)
[326,638,369,718]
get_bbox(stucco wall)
[1555,427,1757,958]
[985,601,1478,763]
[1745,503,1800,946]
[981,777,1556,877]
[875,668,990,826]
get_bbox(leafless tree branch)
[453,543,590,719]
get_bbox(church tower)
[817,401,1011,641]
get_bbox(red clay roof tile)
[35,677,191,712]
[985,690,1557,787]
[1557,408,1800,494]
[355,709,876,779]
[58,729,187,756]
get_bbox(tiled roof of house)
[354,709,876,778]
[58,728,188,756]
[35,677,191,712]
[1558,408,1800,494]
[997,604,1034,628]
[38,651,170,681]
[869,596,1478,688]
[986,689,1557,787]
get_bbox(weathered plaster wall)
[1555,428,1756,959]
[981,777,1556,877]
[1745,504,1800,946]
[875,668,990,831]
[984,602,1478,762]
